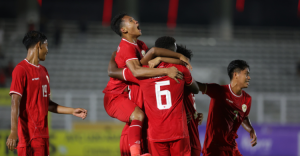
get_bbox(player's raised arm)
[148,57,185,68]
[140,47,192,70]
[48,100,87,120]
[242,116,257,147]
[126,59,183,83]
[6,94,21,151]
[107,51,125,80]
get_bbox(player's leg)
[148,140,170,156]
[104,93,137,122]
[170,138,191,156]
[191,147,201,156]
[120,134,131,156]
[30,138,48,156]
[104,93,148,156]
[128,106,146,156]
[17,146,29,156]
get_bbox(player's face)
[238,68,250,88]
[121,16,142,37]
[38,40,48,61]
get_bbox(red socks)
[128,120,143,147]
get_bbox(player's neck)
[26,48,39,65]
[230,82,243,96]
[122,35,138,44]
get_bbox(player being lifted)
[6,31,88,156]
[103,13,192,156]
[197,60,257,156]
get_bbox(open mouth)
[137,25,141,31]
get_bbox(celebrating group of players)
[103,13,257,156]
[5,12,257,156]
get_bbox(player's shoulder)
[242,90,251,99]
[13,60,27,72]
[137,39,145,45]
[39,64,48,72]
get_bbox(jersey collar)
[228,84,242,97]
[122,38,137,45]
[24,59,40,68]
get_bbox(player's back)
[138,62,192,142]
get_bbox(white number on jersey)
[42,85,47,97]
[155,80,172,110]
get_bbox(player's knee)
[131,107,145,121]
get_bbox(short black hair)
[22,31,47,50]
[111,13,127,36]
[176,45,193,61]
[155,36,193,60]
[227,60,250,80]
[155,36,176,50]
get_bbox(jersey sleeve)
[9,66,26,97]
[123,68,139,84]
[120,44,139,63]
[43,66,51,96]
[180,66,193,86]
[205,83,222,99]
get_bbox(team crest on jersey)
[141,50,146,56]
[46,75,49,83]
[242,104,247,112]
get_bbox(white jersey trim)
[126,58,138,63]
[122,38,137,45]
[129,125,142,128]
[123,68,127,81]
[24,59,40,68]
[228,84,242,97]
[9,91,22,97]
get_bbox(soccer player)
[122,58,199,156]
[103,13,192,156]
[153,36,202,156]
[6,31,88,156]
[196,60,257,156]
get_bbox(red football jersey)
[124,62,193,142]
[103,38,148,94]
[183,88,201,150]
[202,84,252,153]
[9,59,51,147]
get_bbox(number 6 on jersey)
[155,80,172,110]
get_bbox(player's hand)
[186,112,192,124]
[250,129,257,147]
[167,66,183,83]
[197,113,203,125]
[73,108,88,120]
[179,55,192,71]
[6,131,18,151]
[148,57,161,68]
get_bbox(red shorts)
[17,138,49,156]
[104,92,137,122]
[148,138,191,156]
[191,147,201,156]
